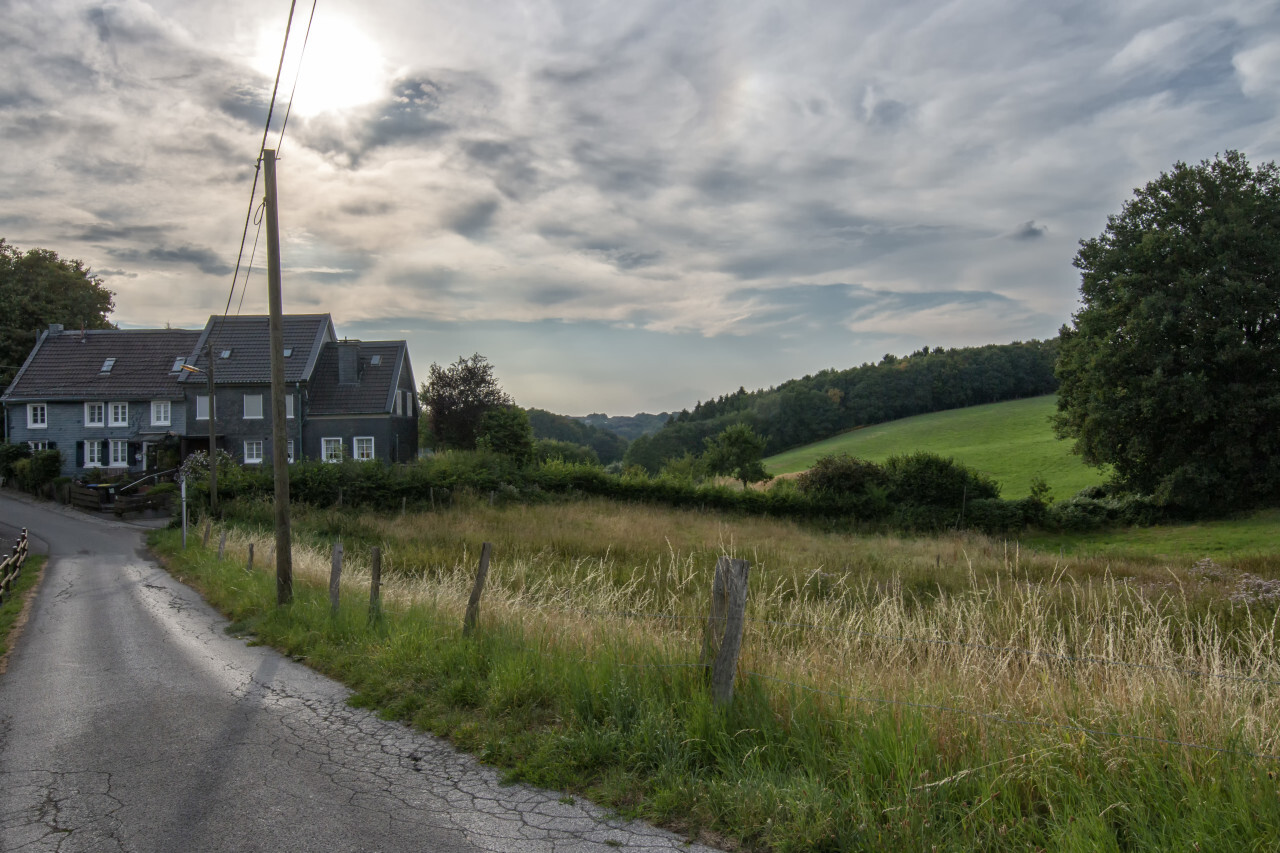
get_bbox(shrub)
[0,442,32,481]
[13,449,62,494]
[533,439,599,466]
[883,452,1000,506]
[796,454,887,497]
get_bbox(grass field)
[763,395,1103,501]
[154,496,1280,852]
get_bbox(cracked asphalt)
[0,494,718,853]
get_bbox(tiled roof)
[307,341,409,415]
[1,328,202,401]
[181,314,333,385]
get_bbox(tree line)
[623,340,1059,473]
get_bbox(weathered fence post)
[703,556,750,706]
[217,530,227,560]
[246,543,254,573]
[463,542,493,637]
[202,520,212,548]
[430,487,435,511]
[330,541,344,616]
[400,496,406,517]
[368,546,382,623]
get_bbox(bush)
[533,439,599,466]
[0,442,32,481]
[883,452,1000,506]
[12,449,62,494]
[796,454,887,497]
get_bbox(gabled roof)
[180,314,334,385]
[1,328,202,402]
[307,341,411,415]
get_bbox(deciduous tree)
[703,423,770,488]
[0,239,115,388]
[1054,151,1280,511]
[420,354,512,450]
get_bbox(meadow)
[763,395,1102,501]
[153,495,1280,852]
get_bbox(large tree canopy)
[1054,151,1280,511]
[420,354,512,451]
[1,239,115,388]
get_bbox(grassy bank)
[0,554,44,660]
[152,497,1280,852]
[763,396,1101,501]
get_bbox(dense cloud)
[2,0,1279,412]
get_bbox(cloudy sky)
[3,1,1278,415]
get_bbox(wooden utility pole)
[263,148,293,605]
[205,342,217,516]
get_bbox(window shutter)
[75,441,84,467]
[48,441,57,449]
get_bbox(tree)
[476,405,534,463]
[420,354,512,450]
[703,423,770,488]
[0,239,115,388]
[1054,151,1280,511]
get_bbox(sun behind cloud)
[255,11,389,118]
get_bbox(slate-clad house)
[0,324,202,477]
[2,313,418,477]
[306,339,418,463]
[177,313,418,466]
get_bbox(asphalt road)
[0,494,717,853]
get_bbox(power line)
[277,0,319,156]
[223,0,303,317]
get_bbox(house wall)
[5,398,188,477]
[184,385,304,465]
[302,414,405,463]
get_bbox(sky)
[2,1,1278,416]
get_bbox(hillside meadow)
[763,395,1101,501]
[153,494,1280,852]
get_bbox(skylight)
[100,358,116,373]
[220,349,232,359]
[283,347,293,357]
[370,355,381,366]
[171,357,185,372]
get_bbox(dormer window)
[100,358,116,373]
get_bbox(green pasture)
[764,395,1102,500]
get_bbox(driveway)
[0,493,717,853]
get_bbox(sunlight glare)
[255,13,388,117]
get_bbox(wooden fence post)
[368,546,382,623]
[400,496,406,517]
[704,556,750,706]
[217,530,227,560]
[246,543,254,573]
[463,542,493,637]
[330,541,343,616]
[202,520,212,548]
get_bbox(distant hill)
[527,409,629,464]
[764,395,1102,500]
[577,412,670,441]
[624,339,1060,473]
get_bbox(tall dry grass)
[212,496,1280,760]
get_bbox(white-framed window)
[353,436,374,461]
[28,440,49,451]
[244,440,264,464]
[196,395,210,420]
[287,439,295,463]
[151,400,171,426]
[27,403,47,429]
[285,394,294,419]
[110,402,129,427]
[85,440,103,467]
[243,393,263,419]
[322,437,343,463]
[85,402,105,426]
[109,439,129,466]
[393,392,401,415]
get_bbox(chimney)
[337,343,360,385]
[48,323,63,335]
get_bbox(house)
[1,313,419,477]
[0,324,202,477]
[177,313,418,466]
